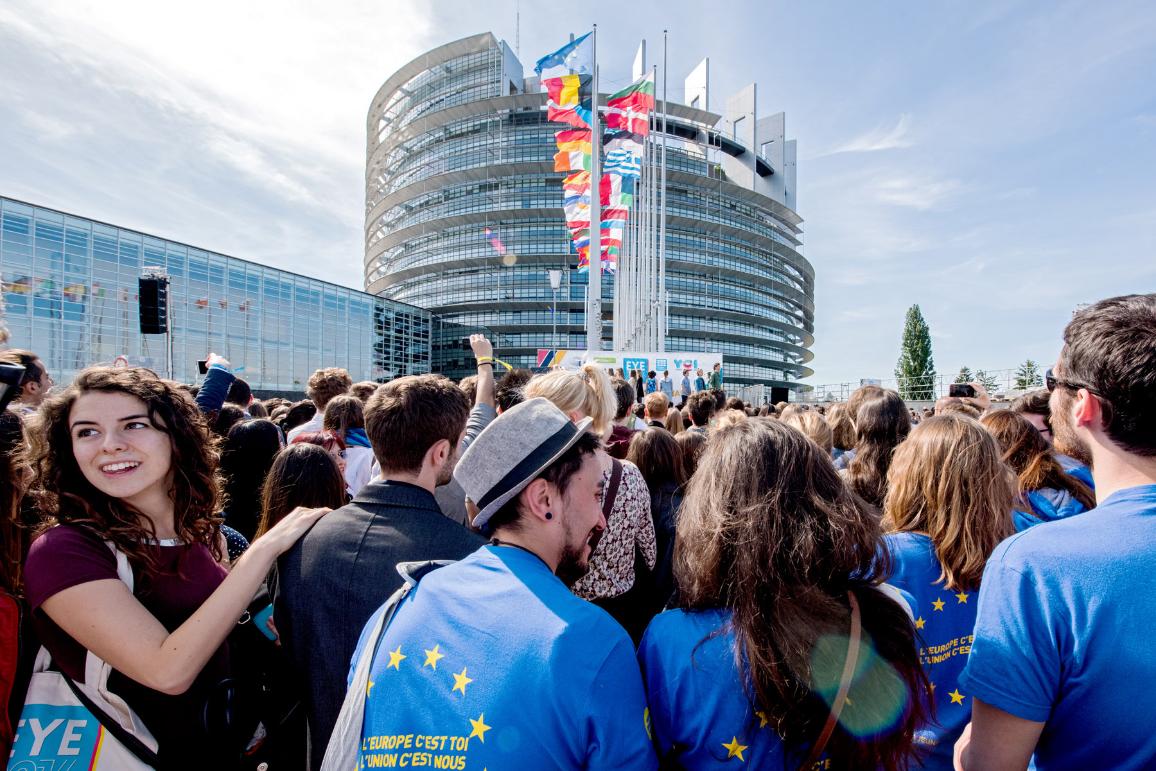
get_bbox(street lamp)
[548,269,563,352]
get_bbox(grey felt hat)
[454,396,593,531]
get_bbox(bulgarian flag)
[604,71,656,136]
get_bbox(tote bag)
[7,548,159,770]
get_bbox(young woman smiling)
[21,367,328,767]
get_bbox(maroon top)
[24,524,230,760]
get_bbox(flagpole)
[658,30,668,353]
[585,25,602,355]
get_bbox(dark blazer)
[273,480,484,770]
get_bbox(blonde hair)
[664,408,685,434]
[714,408,747,430]
[643,391,669,421]
[525,363,616,438]
[782,410,833,454]
[883,415,1016,590]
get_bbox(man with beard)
[275,374,483,769]
[955,294,1156,770]
[344,398,657,770]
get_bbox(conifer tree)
[895,305,936,400]
[1014,359,1043,390]
[954,366,974,384]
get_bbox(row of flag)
[535,32,656,274]
[1,275,250,311]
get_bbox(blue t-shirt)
[883,532,978,770]
[350,545,657,771]
[646,377,658,394]
[959,485,1156,769]
[639,608,812,769]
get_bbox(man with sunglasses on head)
[1011,387,1094,488]
[955,294,1156,770]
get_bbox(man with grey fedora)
[343,397,658,770]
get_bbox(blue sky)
[2,1,1153,386]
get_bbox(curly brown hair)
[31,367,223,573]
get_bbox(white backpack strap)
[69,543,158,750]
[320,560,452,771]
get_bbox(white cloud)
[820,113,913,157]
[871,174,962,210]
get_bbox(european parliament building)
[0,197,431,391]
[365,32,815,392]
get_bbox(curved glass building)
[365,33,814,394]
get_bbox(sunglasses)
[1045,368,1098,396]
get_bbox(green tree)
[1014,359,1043,390]
[974,369,1000,394]
[895,305,936,400]
[954,366,974,384]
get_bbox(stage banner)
[537,350,723,376]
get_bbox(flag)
[553,149,590,172]
[92,282,106,299]
[603,148,641,178]
[605,71,656,136]
[534,32,593,79]
[195,298,209,309]
[554,128,591,152]
[2,276,31,294]
[483,227,507,257]
[219,299,228,310]
[545,74,593,128]
[63,283,86,302]
[35,279,56,298]
[238,300,249,313]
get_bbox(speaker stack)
[138,276,169,334]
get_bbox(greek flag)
[603,148,642,178]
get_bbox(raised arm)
[40,506,328,695]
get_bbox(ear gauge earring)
[545,512,553,520]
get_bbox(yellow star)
[755,711,769,728]
[452,667,474,696]
[366,679,375,696]
[955,591,970,604]
[915,616,926,630]
[949,689,966,705]
[722,736,748,761]
[932,598,946,612]
[468,713,491,743]
[423,644,445,670]
[387,646,406,670]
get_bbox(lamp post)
[548,269,563,352]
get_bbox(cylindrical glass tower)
[365,32,814,394]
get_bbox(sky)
[2,0,1154,387]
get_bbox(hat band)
[477,421,582,512]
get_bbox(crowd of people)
[0,292,1153,770]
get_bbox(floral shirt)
[574,461,657,601]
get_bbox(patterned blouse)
[573,460,658,601]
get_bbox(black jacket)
[273,480,483,769]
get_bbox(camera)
[948,383,976,399]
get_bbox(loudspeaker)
[139,277,168,334]
[771,386,790,404]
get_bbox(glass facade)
[0,197,431,391]
[366,33,815,392]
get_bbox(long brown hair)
[979,410,1095,511]
[627,427,686,491]
[883,415,1016,590]
[31,367,223,571]
[847,391,911,508]
[1,411,29,595]
[676,418,930,769]
[256,443,346,538]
